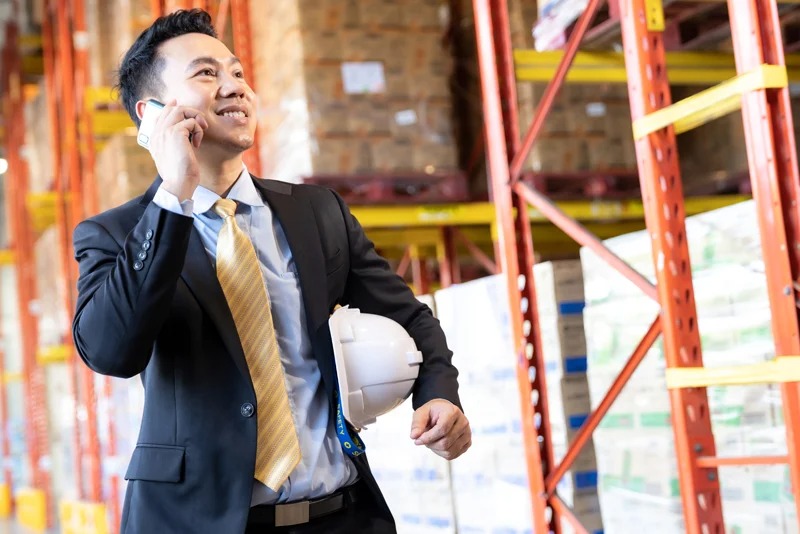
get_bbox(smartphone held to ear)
[137,99,164,149]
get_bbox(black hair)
[115,9,217,127]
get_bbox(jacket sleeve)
[72,203,194,378]
[331,191,462,411]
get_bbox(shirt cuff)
[153,186,194,217]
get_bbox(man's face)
[151,32,257,155]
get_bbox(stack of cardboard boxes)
[249,0,458,182]
[94,134,157,211]
[580,200,796,533]
[403,265,602,533]
[356,295,457,533]
[508,0,638,175]
[86,0,152,87]
[534,261,603,534]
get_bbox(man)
[72,9,470,534]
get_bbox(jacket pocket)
[125,444,185,483]
[326,248,345,276]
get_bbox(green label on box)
[599,413,635,429]
[639,412,672,428]
[754,481,781,503]
[670,478,680,497]
[602,474,645,493]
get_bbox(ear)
[135,100,148,121]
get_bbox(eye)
[197,68,215,77]
[234,71,245,79]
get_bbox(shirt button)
[142,240,152,251]
[138,250,147,261]
[241,403,254,418]
[133,260,144,271]
[145,229,154,240]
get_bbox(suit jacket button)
[145,229,154,240]
[133,260,144,271]
[138,250,147,261]
[142,240,152,251]
[241,403,254,418]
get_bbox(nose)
[218,71,248,100]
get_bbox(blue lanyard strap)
[334,386,366,457]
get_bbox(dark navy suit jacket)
[72,176,461,533]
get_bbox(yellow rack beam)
[666,357,800,389]
[2,372,23,384]
[0,250,14,265]
[351,196,749,229]
[633,64,787,139]
[16,488,46,532]
[26,192,64,233]
[59,500,109,534]
[36,344,72,365]
[85,86,135,138]
[514,50,800,85]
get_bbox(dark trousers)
[245,483,397,534]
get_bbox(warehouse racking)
[473,0,800,531]
[0,0,796,532]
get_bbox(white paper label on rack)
[73,31,90,50]
[341,62,386,94]
[395,109,417,126]
[586,102,607,117]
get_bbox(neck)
[197,155,245,196]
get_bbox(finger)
[433,429,471,461]
[428,423,470,453]
[415,410,458,446]
[159,104,190,129]
[410,406,431,440]
[189,118,205,147]
[171,118,200,142]
[175,106,207,122]
[451,434,472,460]
[192,128,203,148]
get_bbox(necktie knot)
[213,198,237,219]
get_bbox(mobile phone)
[137,99,165,149]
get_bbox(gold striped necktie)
[213,198,301,490]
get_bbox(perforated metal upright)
[473,0,800,531]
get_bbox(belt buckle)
[275,500,311,527]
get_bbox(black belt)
[247,480,364,528]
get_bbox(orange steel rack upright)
[473,0,800,532]
[1,6,53,528]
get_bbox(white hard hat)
[329,306,423,430]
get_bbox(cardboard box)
[250,0,457,181]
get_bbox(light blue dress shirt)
[152,167,358,505]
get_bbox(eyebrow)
[185,56,243,72]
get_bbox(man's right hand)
[148,99,209,202]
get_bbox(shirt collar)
[191,165,265,215]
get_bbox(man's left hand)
[410,399,471,461]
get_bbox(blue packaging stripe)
[574,470,599,489]
[569,413,589,429]
[426,517,451,528]
[558,301,586,315]
[564,356,588,373]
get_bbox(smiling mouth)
[218,110,247,118]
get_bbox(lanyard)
[334,386,366,457]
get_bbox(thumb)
[410,405,431,440]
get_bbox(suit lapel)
[253,178,328,337]
[140,176,329,393]
[180,231,253,390]
[140,177,253,390]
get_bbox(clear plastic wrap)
[581,199,794,533]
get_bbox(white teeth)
[221,111,245,118]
